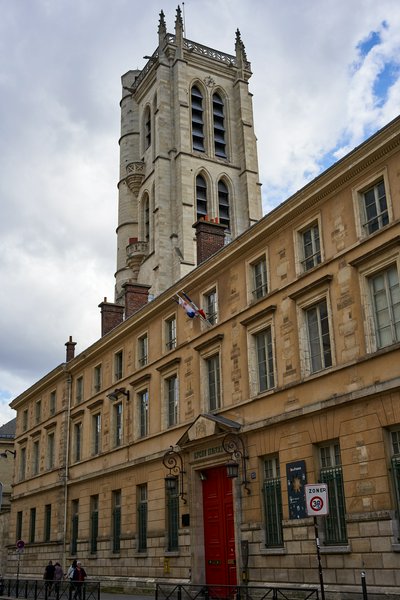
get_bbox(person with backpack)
[72,561,87,600]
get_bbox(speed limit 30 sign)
[305,484,329,516]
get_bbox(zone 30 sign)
[304,484,329,516]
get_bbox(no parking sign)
[305,484,329,516]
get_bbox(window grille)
[71,501,79,555]
[112,491,121,554]
[29,507,36,543]
[167,488,179,551]
[44,505,51,542]
[90,496,99,554]
[138,485,148,552]
[319,444,347,544]
[213,93,226,157]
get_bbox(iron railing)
[0,578,100,600]
[155,583,319,600]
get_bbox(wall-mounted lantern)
[163,446,187,503]
[0,449,16,459]
[107,388,130,401]
[223,433,251,495]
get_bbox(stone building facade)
[0,418,16,575]
[3,9,400,600]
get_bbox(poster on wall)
[286,460,307,519]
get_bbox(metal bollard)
[361,571,368,600]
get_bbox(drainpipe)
[62,370,72,572]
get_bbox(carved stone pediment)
[176,413,241,447]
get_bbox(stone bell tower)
[114,7,262,303]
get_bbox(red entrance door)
[202,465,237,588]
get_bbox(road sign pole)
[313,517,325,600]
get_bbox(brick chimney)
[98,298,124,337]
[123,282,151,318]
[193,218,226,264]
[65,336,77,362]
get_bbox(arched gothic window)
[191,86,205,152]
[218,180,230,232]
[213,93,226,158]
[196,175,207,221]
[144,106,151,150]
[142,194,150,242]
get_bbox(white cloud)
[0,0,400,425]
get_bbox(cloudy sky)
[1,0,400,426]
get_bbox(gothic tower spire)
[114,12,262,303]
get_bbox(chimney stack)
[65,336,77,362]
[123,282,151,318]
[193,219,226,265]
[98,298,124,337]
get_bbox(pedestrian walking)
[72,561,87,600]
[43,560,55,596]
[54,562,63,596]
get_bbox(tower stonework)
[115,8,262,303]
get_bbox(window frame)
[46,431,55,470]
[357,250,400,354]
[92,412,102,456]
[93,363,102,394]
[90,495,99,554]
[137,333,148,368]
[247,320,276,396]
[44,504,51,543]
[352,169,392,240]
[296,287,335,378]
[137,388,149,438]
[165,373,179,428]
[137,484,148,552]
[294,215,323,276]
[165,315,177,351]
[203,287,218,326]
[247,253,268,302]
[75,376,84,404]
[213,91,227,158]
[114,350,124,381]
[112,489,122,554]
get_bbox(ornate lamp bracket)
[223,432,251,495]
[163,445,187,503]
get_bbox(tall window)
[112,490,122,554]
[391,429,400,515]
[49,391,56,416]
[16,511,23,541]
[255,327,275,392]
[166,375,179,427]
[47,432,55,470]
[35,400,41,424]
[165,316,177,351]
[204,289,218,325]
[370,265,400,349]
[22,409,28,431]
[76,376,83,404]
[218,180,230,232]
[114,351,123,381]
[362,180,388,235]
[137,484,148,552]
[74,422,82,462]
[138,334,148,367]
[143,194,150,242]
[139,390,149,438]
[306,299,332,373]
[196,174,207,221]
[301,223,321,271]
[29,508,36,543]
[44,504,51,542]
[92,413,102,455]
[144,106,151,149]
[213,92,226,157]
[263,457,283,547]
[114,402,123,447]
[19,447,26,481]
[191,86,204,152]
[71,499,79,555]
[319,443,347,544]
[93,364,102,393]
[32,440,40,475]
[252,257,268,299]
[166,485,179,551]
[90,495,99,554]
[206,354,221,411]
